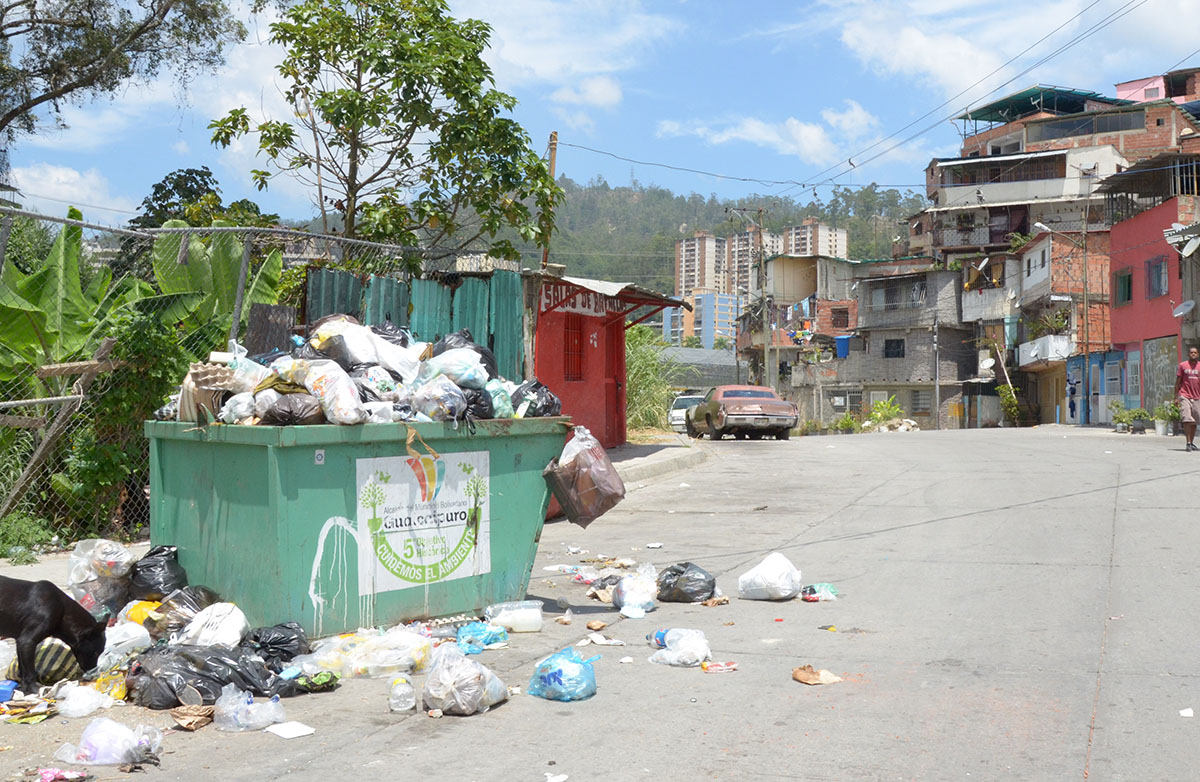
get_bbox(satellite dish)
[1029,346,1040,358]
[1172,223,1187,231]
[1184,236,1200,257]
[980,358,996,370]
[1173,300,1196,318]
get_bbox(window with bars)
[831,308,849,328]
[1146,256,1168,298]
[884,339,905,358]
[564,313,584,380]
[911,390,931,414]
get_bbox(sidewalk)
[607,432,710,486]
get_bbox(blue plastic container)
[834,335,851,359]
[0,680,17,703]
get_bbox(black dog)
[0,575,107,693]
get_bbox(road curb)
[615,445,710,485]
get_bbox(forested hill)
[521,177,928,295]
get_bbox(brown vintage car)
[686,385,798,440]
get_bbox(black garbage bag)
[261,394,326,426]
[242,622,310,673]
[129,545,189,601]
[129,644,299,709]
[656,562,717,603]
[370,319,414,348]
[463,388,494,421]
[145,585,223,641]
[512,379,562,417]
[292,341,324,361]
[431,328,498,379]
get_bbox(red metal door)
[605,320,627,446]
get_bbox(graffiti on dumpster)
[355,452,490,595]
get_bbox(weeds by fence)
[0,207,432,552]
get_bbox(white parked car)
[668,394,704,433]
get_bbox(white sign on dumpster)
[354,452,490,594]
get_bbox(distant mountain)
[521,176,929,295]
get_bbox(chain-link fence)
[0,207,434,553]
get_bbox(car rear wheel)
[685,418,700,439]
[776,428,790,440]
[706,416,723,440]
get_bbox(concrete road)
[2,426,1197,780]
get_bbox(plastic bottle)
[388,676,416,712]
[646,629,672,648]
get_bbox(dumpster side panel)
[148,421,567,638]
[451,277,489,347]
[409,279,452,343]
[489,270,524,381]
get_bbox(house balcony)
[1017,334,1074,369]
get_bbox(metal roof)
[933,149,1067,168]
[925,194,1103,213]
[956,85,1130,124]
[1095,152,1200,194]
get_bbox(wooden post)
[541,131,558,271]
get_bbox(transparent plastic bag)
[612,574,657,618]
[96,621,152,671]
[801,583,839,602]
[417,348,489,390]
[737,552,803,600]
[287,359,368,425]
[420,644,507,716]
[363,401,395,423]
[411,374,467,422]
[648,628,711,667]
[543,427,626,528]
[169,603,249,648]
[228,357,275,394]
[528,648,598,701]
[219,392,255,424]
[54,718,162,766]
[484,600,544,633]
[214,683,286,732]
[370,334,424,385]
[58,682,115,719]
[351,365,400,402]
[68,539,134,586]
[485,378,515,419]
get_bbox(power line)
[558,141,802,188]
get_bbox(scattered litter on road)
[801,583,839,602]
[555,610,573,625]
[565,546,587,555]
[264,721,315,739]
[752,505,768,511]
[646,542,663,549]
[792,666,842,685]
[545,773,569,782]
[774,618,783,622]
[647,629,711,667]
[585,620,608,631]
[577,633,625,647]
[528,649,598,702]
[702,596,729,607]
[738,552,803,600]
[619,657,633,664]
[169,705,214,732]
[819,625,837,632]
[1182,708,1194,718]
[700,661,738,673]
[35,770,89,782]
[657,562,718,603]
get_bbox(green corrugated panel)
[305,268,362,323]
[488,270,524,380]
[408,278,452,343]
[361,275,410,328]
[451,277,490,344]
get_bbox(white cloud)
[657,116,840,166]
[821,100,879,140]
[10,163,139,217]
[551,76,622,108]
[172,139,191,155]
[552,108,595,133]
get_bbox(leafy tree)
[129,167,223,231]
[713,337,732,350]
[682,336,702,348]
[4,216,53,274]
[0,1,245,143]
[183,194,280,228]
[209,0,560,263]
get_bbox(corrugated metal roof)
[956,85,1130,123]
[934,149,1066,167]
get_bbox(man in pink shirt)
[1175,345,1200,451]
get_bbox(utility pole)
[933,310,941,429]
[1081,208,1090,425]
[541,131,558,271]
[727,206,771,387]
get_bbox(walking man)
[1176,345,1200,451]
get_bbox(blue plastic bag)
[456,622,509,654]
[528,648,599,702]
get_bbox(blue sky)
[9,0,1200,225]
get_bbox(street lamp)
[1033,219,1091,424]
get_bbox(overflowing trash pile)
[157,316,562,427]
[0,534,843,772]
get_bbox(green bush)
[0,513,55,564]
[868,395,904,425]
[1154,401,1181,422]
[834,411,860,432]
[997,384,1021,425]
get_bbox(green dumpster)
[145,418,568,637]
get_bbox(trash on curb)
[264,721,315,739]
[792,665,842,685]
[53,717,162,766]
[485,600,544,633]
[213,683,286,732]
[702,595,730,607]
[585,620,608,631]
[420,645,507,716]
[36,769,91,782]
[700,661,738,673]
[738,552,803,600]
[169,705,214,731]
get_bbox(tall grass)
[625,325,681,430]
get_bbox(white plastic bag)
[169,603,250,647]
[484,600,544,633]
[737,552,803,600]
[58,682,115,719]
[96,621,152,671]
[560,426,601,466]
[411,374,467,422]
[648,629,711,668]
[54,717,162,766]
[364,401,395,423]
[420,644,508,715]
[613,562,658,617]
[219,392,255,424]
[0,639,14,674]
[68,539,134,584]
[310,320,379,367]
[214,683,286,732]
[417,348,489,390]
[253,388,283,418]
[284,359,368,425]
[228,357,275,394]
[370,334,425,386]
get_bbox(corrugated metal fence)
[306,268,526,380]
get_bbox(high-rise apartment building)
[780,218,848,258]
[661,288,743,349]
[674,231,726,298]
[724,227,781,296]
